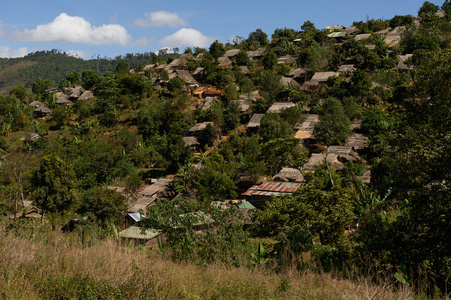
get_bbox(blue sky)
[0,0,444,59]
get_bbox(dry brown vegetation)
[0,222,415,300]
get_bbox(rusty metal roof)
[242,181,301,196]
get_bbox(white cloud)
[11,13,132,46]
[66,49,90,59]
[0,46,30,58]
[159,28,214,48]
[134,11,188,28]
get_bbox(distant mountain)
[0,50,162,95]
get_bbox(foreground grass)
[0,223,414,299]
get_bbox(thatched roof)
[189,121,214,132]
[344,133,369,151]
[311,72,339,82]
[273,167,304,182]
[246,48,266,58]
[239,90,262,101]
[338,64,356,73]
[358,170,371,184]
[280,77,299,87]
[267,102,296,113]
[301,80,320,91]
[294,114,319,139]
[394,54,414,71]
[327,146,362,162]
[287,68,307,78]
[304,153,344,172]
[34,105,52,115]
[69,86,83,98]
[183,136,199,147]
[201,96,216,111]
[218,57,232,64]
[294,130,314,140]
[230,99,250,112]
[79,90,95,101]
[179,53,194,60]
[277,55,296,64]
[143,64,155,71]
[168,58,186,69]
[223,49,241,57]
[239,66,251,74]
[343,26,358,35]
[175,70,198,85]
[355,33,371,41]
[247,113,265,128]
[193,67,205,76]
[28,101,44,107]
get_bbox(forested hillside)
[0,1,450,299]
[0,49,177,93]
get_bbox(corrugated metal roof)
[128,213,143,222]
[119,226,162,240]
[242,181,301,196]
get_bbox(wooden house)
[79,90,95,101]
[277,55,296,64]
[128,178,173,212]
[267,102,296,113]
[246,48,266,59]
[273,167,304,183]
[174,70,199,86]
[242,181,302,209]
[304,153,345,172]
[280,77,299,87]
[33,105,52,117]
[338,64,356,73]
[311,72,339,83]
[247,114,265,131]
[223,49,241,57]
[189,121,215,133]
[230,99,251,113]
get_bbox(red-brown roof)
[242,181,301,196]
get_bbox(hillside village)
[1,1,451,298]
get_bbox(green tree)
[10,86,28,102]
[32,77,51,98]
[262,50,277,70]
[235,51,251,66]
[314,97,351,146]
[259,113,293,142]
[194,166,237,202]
[209,40,225,59]
[261,137,306,176]
[77,187,127,224]
[365,49,451,293]
[66,71,81,85]
[247,29,268,48]
[115,59,130,78]
[82,70,101,90]
[418,1,440,18]
[443,0,451,18]
[167,77,185,93]
[31,154,78,220]
[255,169,354,246]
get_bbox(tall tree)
[31,154,78,222]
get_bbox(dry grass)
[0,223,416,300]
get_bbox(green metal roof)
[119,226,162,240]
[237,201,256,210]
